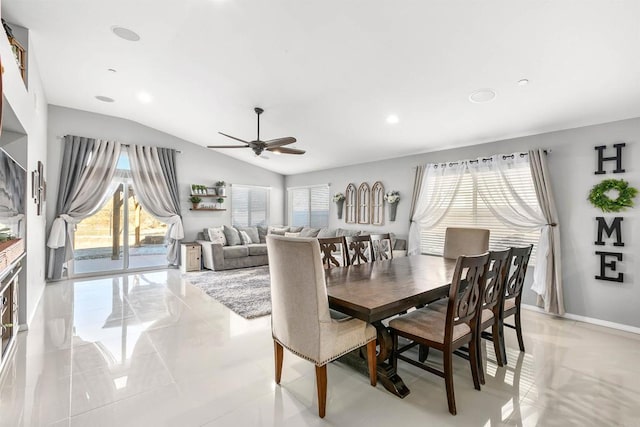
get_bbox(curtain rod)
[414,149,550,168]
[55,135,182,153]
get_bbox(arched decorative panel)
[345,183,357,224]
[357,182,370,224]
[371,181,385,225]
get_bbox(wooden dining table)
[325,254,457,398]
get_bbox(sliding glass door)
[72,161,168,276]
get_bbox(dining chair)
[318,236,349,269]
[443,227,490,260]
[389,253,490,415]
[370,233,393,261]
[266,235,377,418]
[344,235,373,265]
[491,245,533,365]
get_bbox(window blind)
[231,185,270,227]
[288,185,330,228]
[420,165,540,263]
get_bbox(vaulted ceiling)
[4,1,640,174]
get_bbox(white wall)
[46,106,285,245]
[286,117,640,328]
[1,22,49,326]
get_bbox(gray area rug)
[182,266,271,319]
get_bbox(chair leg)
[418,344,430,362]
[468,338,481,391]
[492,321,505,367]
[497,319,508,366]
[476,329,485,386]
[515,310,525,352]
[443,349,457,415]
[274,341,283,384]
[315,365,327,418]
[366,340,377,387]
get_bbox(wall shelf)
[189,208,226,211]
[190,194,226,198]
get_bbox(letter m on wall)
[594,217,624,247]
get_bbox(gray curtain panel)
[157,148,181,217]
[128,145,184,266]
[47,136,122,279]
[409,165,425,225]
[529,149,565,315]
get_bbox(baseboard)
[521,304,640,335]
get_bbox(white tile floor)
[1,269,639,426]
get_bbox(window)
[288,185,330,228]
[420,164,540,263]
[231,185,270,227]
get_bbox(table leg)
[337,321,410,398]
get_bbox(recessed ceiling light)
[95,95,115,103]
[386,114,399,124]
[518,79,530,86]
[111,26,140,42]
[137,91,153,103]
[469,88,496,104]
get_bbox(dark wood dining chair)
[370,233,393,261]
[318,236,349,269]
[495,245,533,364]
[389,253,490,415]
[475,248,511,383]
[344,235,373,265]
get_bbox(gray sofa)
[197,225,406,271]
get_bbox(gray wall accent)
[286,117,640,328]
[46,105,285,244]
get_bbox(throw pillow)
[336,228,361,237]
[317,228,336,238]
[268,227,288,236]
[207,227,227,245]
[223,225,242,246]
[288,226,304,233]
[236,226,260,244]
[284,232,301,238]
[239,230,253,245]
[257,226,268,243]
[299,227,321,237]
[202,228,211,241]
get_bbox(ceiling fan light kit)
[208,107,305,156]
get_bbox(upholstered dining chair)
[344,235,373,265]
[370,233,393,261]
[266,235,377,418]
[443,227,490,260]
[318,236,349,269]
[389,253,490,415]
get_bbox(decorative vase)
[192,203,199,210]
[389,203,398,221]
[217,187,226,196]
[336,199,345,219]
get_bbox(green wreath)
[588,179,638,212]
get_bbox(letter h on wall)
[594,143,625,175]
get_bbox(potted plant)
[216,181,226,196]
[216,197,225,208]
[384,190,400,221]
[333,192,346,219]
[189,195,202,209]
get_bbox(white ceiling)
[3,1,640,175]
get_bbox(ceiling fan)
[208,107,305,156]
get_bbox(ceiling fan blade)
[207,145,248,148]
[264,137,296,148]
[267,146,306,155]
[218,132,252,145]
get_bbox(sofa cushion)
[300,227,321,237]
[236,226,259,244]
[223,245,249,259]
[317,228,335,238]
[207,227,227,245]
[247,244,268,256]
[223,225,242,246]
[288,226,304,233]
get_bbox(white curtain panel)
[408,162,466,255]
[529,149,564,315]
[128,145,184,265]
[47,140,122,275]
